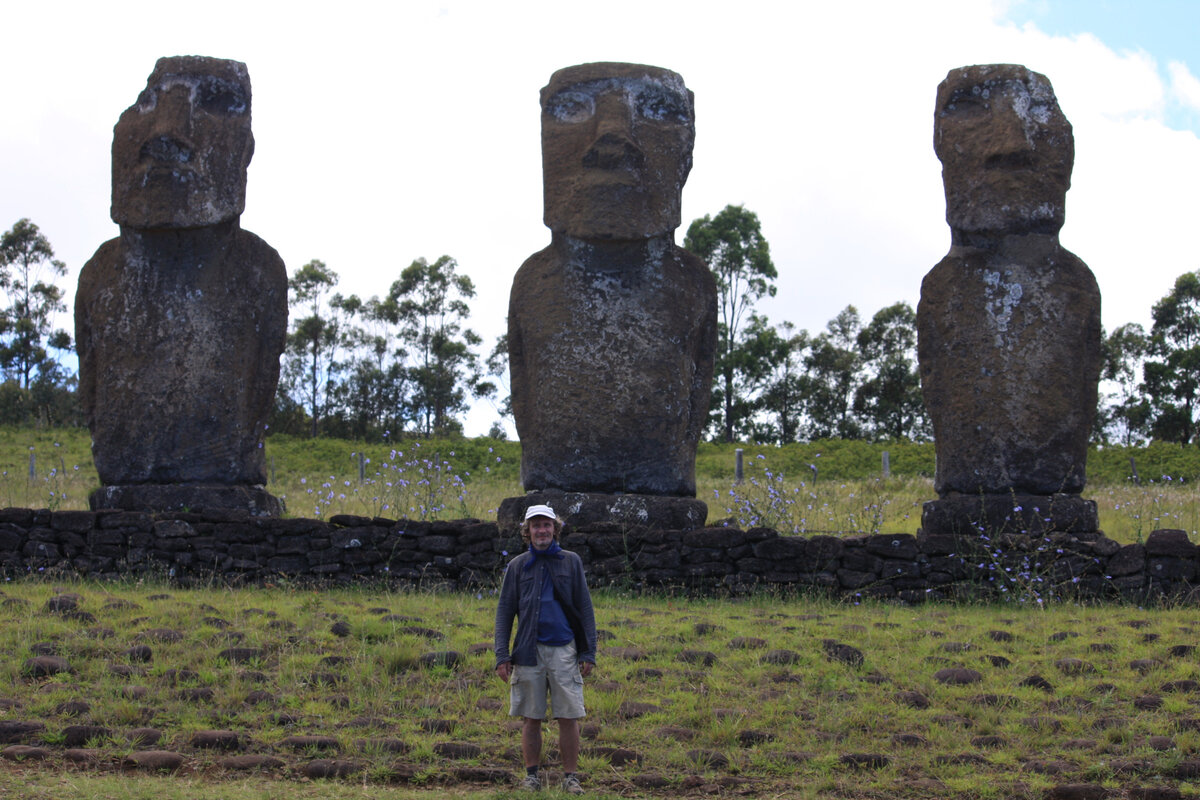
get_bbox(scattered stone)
[892,733,927,747]
[220,754,285,771]
[190,730,241,750]
[1168,645,1196,658]
[1130,659,1161,674]
[63,748,101,764]
[330,621,351,637]
[433,742,481,759]
[354,738,410,754]
[632,773,670,788]
[1045,784,1108,800]
[763,649,802,666]
[22,656,72,678]
[1,745,48,761]
[677,649,717,667]
[619,702,661,719]
[123,645,153,663]
[587,745,642,765]
[303,759,362,779]
[54,700,89,716]
[934,668,981,685]
[418,719,455,734]
[895,691,931,709]
[123,750,184,772]
[1055,658,1095,675]
[988,630,1014,642]
[454,766,510,783]
[693,622,720,636]
[139,628,183,643]
[737,730,774,747]
[127,728,161,747]
[279,735,339,752]
[1019,675,1055,692]
[1126,788,1181,800]
[43,594,81,614]
[177,688,214,703]
[655,726,695,741]
[1161,680,1200,693]
[988,655,1012,668]
[688,749,729,769]
[1088,642,1115,653]
[841,753,889,769]
[63,725,112,747]
[822,640,864,667]
[1147,736,1175,751]
[606,647,646,660]
[219,647,263,664]
[1134,695,1164,711]
[1048,632,1080,642]
[0,721,45,744]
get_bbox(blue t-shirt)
[537,570,574,646]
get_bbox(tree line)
[3,212,1200,446]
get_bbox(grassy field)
[1,578,1199,799]
[1,427,1199,543]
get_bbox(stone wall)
[0,508,1194,603]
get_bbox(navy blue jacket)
[494,548,597,668]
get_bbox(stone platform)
[921,493,1098,536]
[498,490,708,534]
[89,484,283,518]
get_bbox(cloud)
[1168,60,1200,111]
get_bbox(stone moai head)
[541,62,695,240]
[111,56,254,229]
[935,64,1073,236]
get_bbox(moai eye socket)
[195,77,248,115]
[545,91,595,123]
[635,86,688,123]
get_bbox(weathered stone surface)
[918,64,1101,501]
[509,62,717,497]
[498,491,708,533]
[921,494,1097,536]
[76,55,287,516]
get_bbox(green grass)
[1,578,1199,798]
[2,427,1200,543]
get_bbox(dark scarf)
[523,540,564,571]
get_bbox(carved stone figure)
[917,64,1102,534]
[508,62,718,506]
[76,56,287,515]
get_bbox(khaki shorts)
[509,642,586,720]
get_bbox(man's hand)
[580,661,593,678]
[496,661,513,682]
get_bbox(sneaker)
[561,773,584,795]
[520,772,542,791]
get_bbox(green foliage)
[684,204,777,442]
[1142,269,1200,444]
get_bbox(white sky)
[2,0,1198,436]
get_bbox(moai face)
[934,64,1073,235]
[111,56,254,229]
[541,62,695,240]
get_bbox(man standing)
[495,504,597,794]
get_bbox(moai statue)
[75,56,288,516]
[917,64,1102,535]
[502,62,718,531]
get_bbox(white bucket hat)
[523,504,558,521]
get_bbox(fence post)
[1129,457,1140,486]
[734,448,744,485]
[882,450,890,479]
[28,452,35,482]
[358,452,366,483]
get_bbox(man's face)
[934,64,1073,235]
[528,516,556,549]
[541,63,694,240]
[111,56,254,229]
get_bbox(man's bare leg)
[522,717,543,769]
[558,717,580,773]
